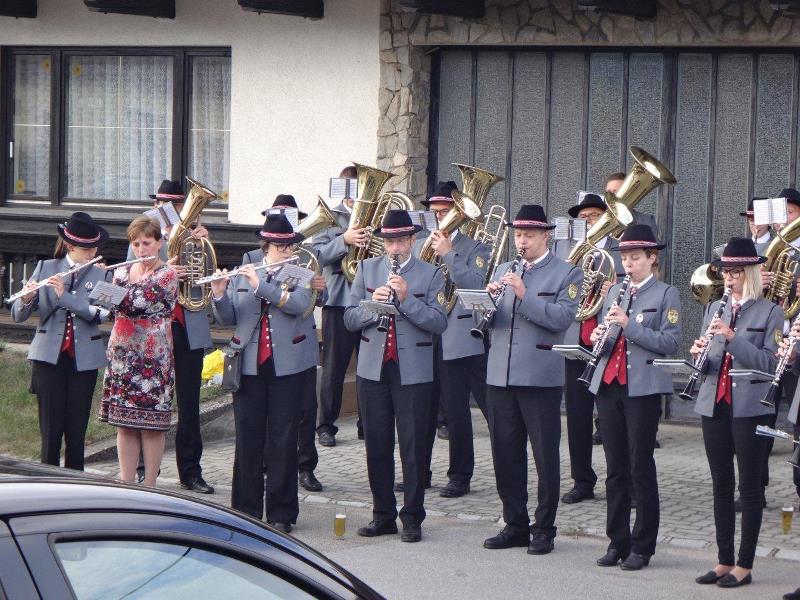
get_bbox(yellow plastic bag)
[201,349,225,381]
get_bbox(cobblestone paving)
[90,410,800,559]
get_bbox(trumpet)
[755,425,800,469]
[578,275,632,386]
[102,256,155,270]
[680,287,732,401]
[377,254,400,333]
[6,256,104,304]
[759,314,800,408]
[470,252,523,340]
[194,256,299,285]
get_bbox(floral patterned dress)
[99,263,177,431]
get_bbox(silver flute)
[6,256,104,303]
[194,256,298,285]
[102,256,156,270]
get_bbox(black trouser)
[232,359,302,523]
[172,321,205,483]
[420,336,444,485]
[440,351,488,483]
[297,366,319,473]
[564,358,598,493]
[357,360,433,527]
[31,354,97,471]
[318,307,361,435]
[595,382,661,556]
[486,384,561,538]
[702,401,771,569]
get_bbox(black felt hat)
[421,181,458,208]
[506,204,555,230]
[57,212,109,248]
[780,188,800,208]
[261,193,308,220]
[373,209,423,239]
[710,236,767,268]
[739,197,767,218]
[618,224,666,251]
[567,192,606,218]
[256,213,305,244]
[149,179,185,201]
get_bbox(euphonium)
[453,163,503,239]
[763,217,800,319]
[419,189,483,311]
[340,163,394,282]
[568,192,633,321]
[167,176,219,311]
[295,196,339,317]
[611,147,676,214]
[474,204,508,286]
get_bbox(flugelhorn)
[6,256,103,303]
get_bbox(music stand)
[551,345,595,363]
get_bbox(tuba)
[763,217,800,319]
[690,263,724,305]
[418,189,483,311]
[295,196,339,317]
[340,163,394,282]
[611,147,677,216]
[453,163,503,239]
[475,204,508,286]
[567,192,633,321]
[363,191,416,261]
[167,176,218,311]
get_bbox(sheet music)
[272,263,314,288]
[729,368,773,382]
[409,210,439,231]
[456,289,497,312]
[145,202,181,229]
[89,281,129,307]
[753,197,788,226]
[572,218,587,241]
[553,217,586,242]
[267,207,299,230]
[650,359,699,376]
[360,300,399,315]
[329,177,358,200]
[554,217,571,241]
[551,344,595,363]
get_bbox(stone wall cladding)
[378,0,800,203]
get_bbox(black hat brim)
[567,200,607,218]
[373,224,423,239]
[618,242,666,251]
[260,209,308,220]
[505,221,556,230]
[57,223,109,248]
[254,230,305,244]
[710,255,767,268]
[421,198,454,208]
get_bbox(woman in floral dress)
[99,216,177,486]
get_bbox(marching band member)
[783,318,800,600]
[12,212,110,471]
[553,192,622,505]
[482,205,582,555]
[99,216,178,487]
[245,194,326,493]
[414,181,491,499]
[344,209,447,543]
[314,166,367,447]
[210,214,317,532]
[691,238,781,588]
[589,224,681,570]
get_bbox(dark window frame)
[0,45,231,210]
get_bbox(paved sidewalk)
[90,409,800,559]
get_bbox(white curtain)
[13,55,51,197]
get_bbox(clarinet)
[761,313,799,408]
[377,254,400,333]
[577,275,632,386]
[679,287,732,401]
[470,252,524,340]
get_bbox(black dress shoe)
[597,548,628,567]
[784,587,800,599]
[401,524,422,543]
[483,526,529,549]
[357,520,398,537]
[180,477,215,494]
[561,487,594,504]
[268,521,292,534]
[717,573,752,588]
[437,425,449,440]
[620,553,650,571]
[695,570,724,584]
[527,533,554,555]
[136,472,145,484]
[439,479,469,498]
[299,470,323,492]
[318,431,336,447]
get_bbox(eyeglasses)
[431,208,451,218]
[273,243,297,251]
[720,268,745,278]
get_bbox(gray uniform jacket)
[552,237,624,346]
[127,242,212,351]
[694,297,782,419]
[588,277,682,397]
[343,255,447,384]
[486,252,583,388]
[11,258,110,371]
[753,231,774,255]
[212,273,317,377]
[311,202,353,307]
[412,233,491,361]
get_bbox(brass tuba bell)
[167,176,219,311]
[763,217,800,318]
[612,147,677,214]
[690,263,724,305]
[295,196,339,317]
[453,163,503,239]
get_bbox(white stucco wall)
[0,0,381,224]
